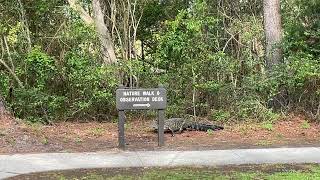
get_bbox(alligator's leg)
[169,128,175,137]
[177,127,184,134]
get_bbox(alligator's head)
[150,120,170,131]
[150,120,158,130]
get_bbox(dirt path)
[1,114,320,154]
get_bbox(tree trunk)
[263,0,282,71]
[67,0,94,25]
[92,0,117,64]
[67,0,117,64]
[0,95,6,118]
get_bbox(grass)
[0,129,6,136]
[5,137,16,145]
[124,122,132,130]
[74,137,83,144]
[26,122,43,133]
[206,129,214,135]
[238,124,257,136]
[41,137,49,145]
[301,120,311,129]
[276,133,284,139]
[14,164,320,180]
[261,122,274,131]
[62,137,69,143]
[255,140,273,146]
[90,127,105,136]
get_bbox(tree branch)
[3,36,15,72]
[17,0,32,51]
[0,58,24,88]
[67,0,94,25]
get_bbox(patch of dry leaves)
[1,114,320,154]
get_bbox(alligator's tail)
[187,122,224,131]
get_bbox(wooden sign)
[116,88,167,110]
[116,85,166,150]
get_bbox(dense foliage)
[0,0,319,123]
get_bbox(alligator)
[151,117,224,136]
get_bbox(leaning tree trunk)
[263,0,283,71]
[67,0,117,64]
[92,0,117,64]
[0,95,6,118]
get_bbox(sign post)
[118,110,125,149]
[158,108,165,146]
[116,85,167,150]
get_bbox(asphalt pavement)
[1,147,320,179]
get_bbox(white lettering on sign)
[123,91,140,96]
[152,97,164,102]
[120,97,150,102]
[116,88,166,110]
[142,91,155,96]
[133,103,151,107]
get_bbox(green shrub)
[210,110,231,122]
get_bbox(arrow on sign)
[133,103,151,107]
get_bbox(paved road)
[1,147,320,179]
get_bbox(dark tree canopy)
[0,0,319,123]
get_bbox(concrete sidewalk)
[1,147,320,179]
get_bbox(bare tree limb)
[3,36,15,72]
[0,37,23,88]
[0,58,24,88]
[45,21,66,52]
[17,0,32,51]
[67,0,94,25]
[222,36,233,53]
